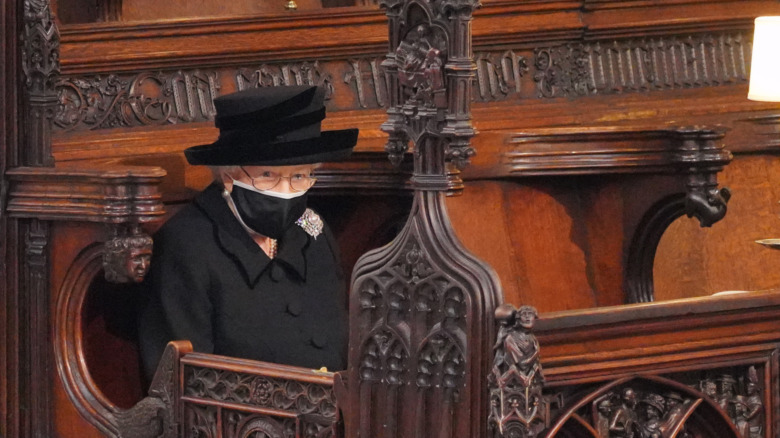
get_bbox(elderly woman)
[138,85,357,380]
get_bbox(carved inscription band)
[53,31,751,132]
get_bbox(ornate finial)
[22,0,60,93]
[285,0,298,10]
[488,304,546,438]
[103,226,153,283]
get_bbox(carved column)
[21,0,59,167]
[15,0,60,436]
[346,1,502,437]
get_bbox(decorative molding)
[625,194,687,303]
[6,166,166,223]
[505,126,732,176]
[51,30,753,133]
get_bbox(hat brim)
[184,128,359,166]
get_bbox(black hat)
[184,85,358,166]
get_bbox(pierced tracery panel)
[183,366,337,418]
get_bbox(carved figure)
[699,378,718,400]
[103,231,153,283]
[717,374,737,417]
[488,304,545,438]
[396,25,446,107]
[594,396,615,437]
[640,393,665,438]
[731,395,751,438]
[608,387,640,438]
[659,392,687,436]
[745,367,763,438]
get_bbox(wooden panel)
[655,154,780,299]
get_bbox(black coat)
[138,183,347,380]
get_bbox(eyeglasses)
[241,167,316,192]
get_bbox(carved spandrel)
[488,304,546,438]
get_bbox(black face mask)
[230,183,308,239]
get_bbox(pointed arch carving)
[54,241,186,437]
[544,375,741,438]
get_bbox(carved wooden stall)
[4,0,780,437]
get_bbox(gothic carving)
[102,226,153,283]
[22,0,60,94]
[534,45,592,98]
[532,33,750,99]
[416,329,466,390]
[695,367,764,438]
[488,304,546,438]
[396,24,447,109]
[358,328,409,385]
[184,405,218,438]
[52,31,755,133]
[115,342,183,438]
[183,367,337,418]
[22,0,59,166]
[347,0,501,436]
[591,387,695,438]
[344,57,388,108]
[475,51,529,101]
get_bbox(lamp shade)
[748,16,780,102]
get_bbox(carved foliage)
[54,62,332,131]
[184,367,337,419]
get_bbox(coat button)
[286,301,302,316]
[310,333,328,349]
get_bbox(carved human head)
[103,233,153,283]
[516,305,538,330]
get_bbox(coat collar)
[195,184,309,286]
